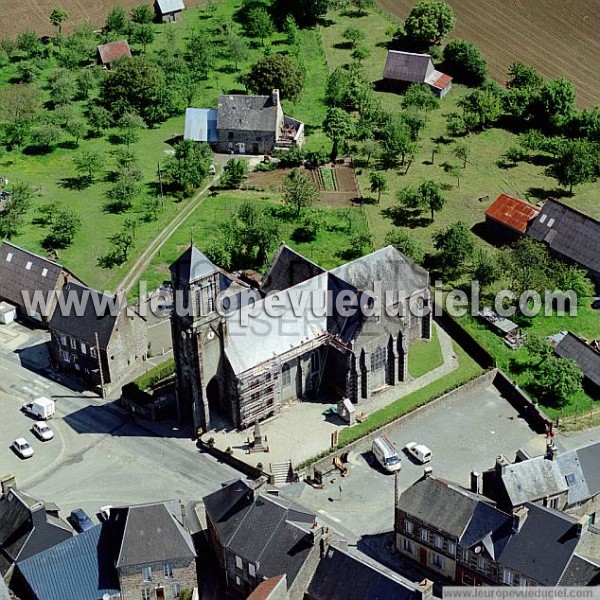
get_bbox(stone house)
[383,50,452,98]
[108,502,197,600]
[0,240,80,327]
[170,243,431,432]
[155,0,185,22]
[48,282,148,395]
[183,90,304,154]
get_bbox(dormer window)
[25,261,32,270]
[6,253,12,262]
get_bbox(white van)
[21,397,56,420]
[372,436,401,472]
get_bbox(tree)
[525,334,553,364]
[403,0,454,47]
[16,30,44,59]
[73,150,103,183]
[17,61,41,84]
[534,78,576,131]
[186,30,214,79]
[245,7,275,45]
[471,248,500,290]
[43,209,81,249]
[271,0,330,28]
[0,183,37,239]
[554,263,595,300]
[452,142,469,168]
[458,88,502,130]
[31,124,62,152]
[443,39,488,86]
[105,6,128,35]
[431,142,442,164]
[118,112,146,146]
[50,8,68,38]
[359,138,379,166]
[101,223,137,266]
[403,83,439,111]
[130,4,154,24]
[433,221,475,277]
[546,139,597,193]
[346,232,373,259]
[384,229,424,263]
[132,23,155,52]
[323,107,354,160]
[246,54,305,102]
[105,177,140,212]
[507,61,543,90]
[536,356,583,407]
[504,238,551,298]
[63,115,87,146]
[350,45,370,63]
[76,69,97,100]
[281,168,319,216]
[165,139,213,196]
[369,172,387,203]
[381,118,413,166]
[325,68,351,108]
[350,0,375,16]
[49,69,77,107]
[221,159,248,189]
[86,103,111,137]
[283,15,300,46]
[227,34,248,72]
[144,196,161,222]
[417,180,444,221]
[342,27,364,48]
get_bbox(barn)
[155,0,185,22]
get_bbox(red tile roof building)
[97,40,132,67]
[485,194,540,234]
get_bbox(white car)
[32,422,54,441]
[12,438,34,459]
[404,442,432,464]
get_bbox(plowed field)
[379,0,600,107]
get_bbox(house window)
[141,566,152,581]
[404,520,413,534]
[42,268,48,277]
[434,534,442,549]
[90,346,98,359]
[141,589,151,600]
[502,569,513,585]
[590,513,596,525]
[448,541,456,556]
[403,538,413,554]
[25,261,32,270]
[235,576,241,586]
[420,528,429,543]
[69,337,77,350]
[282,363,291,386]
[371,347,385,371]
[477,556,485,572]
[60,335,67,347]
[549,497,559,509]
[235,555,243,570]
[81,343,87,355]
[431,553,444,569]
[248,563,256,577]
[172,583,181,597]
[5,253,12,262]
[310,351,320,373]
[164,563,173,578]
[228,132,235,141]
[62,351,70,363]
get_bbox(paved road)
[0,323,238,531]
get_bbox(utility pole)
[94,332,106,399]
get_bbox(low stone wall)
[197,440,265,481]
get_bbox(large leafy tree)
[323,107,354,160]
[458,88,502,130]
[43,209,81,249]
[507,61,543,90]
[186,30,214,79]
[536,356,583,407]
[246,54,305,102]
[245,7,275,45]
[369,172,387,204]
[504,238,551,298]
[0,183,37,239]
[271,0,329,28]
[433,221,475,277]
[130,4,154,24]
[546,139,598,193]
[281,168,319,216]
[381,118,414,166]
[402,83,439,111]
[49,8,68,38]
[533,78,576,131]
[443,39,488,87]
[384,229,424,263]
[104,6,128,35]
[73,150,103,183]
[165,140,213,196]
[220,159,248,189]
[403,0,454,47]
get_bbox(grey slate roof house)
[0,240,80,327]
[527,199,600,291]
[155,0,185,22]
[184,89,304,154]
[170,243,431,432]
[0,488,72,583]
[16,524,120,600]
[48,282,148,394]
[554,332,600,391]
[203,478,324,599]
[383,50,452,98]
[108,501,197,600]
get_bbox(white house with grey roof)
[184,89,304,154]
[169,243,431,431]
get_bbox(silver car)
[32,422,54,441]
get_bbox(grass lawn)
[408,325,443,378]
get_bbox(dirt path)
[116,173,221,294]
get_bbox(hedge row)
[133,358,176,391]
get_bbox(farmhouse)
[170,243,431,431]
[527,199,600,290]
[0,240,80,327]
[184,89,304,154]
[383,50,452,98]
[97,40,132,68]
[484,194,540,243]
[48,282,148,394]
[155,0,185,22]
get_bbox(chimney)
[470,470,480,494]
[512,506,529,533]
[423,466,433,479]
[546,442,558,461]
[495,455,509,475]
[272,89,280,106]
[418,579,434,600]
[576,515,589,537]
[0,474,17,495]
[248,476,268,502]
[394,471,401,506]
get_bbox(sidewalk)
[207,322,460,468]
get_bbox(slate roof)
[527,199,600,275]
[204,480,317,586]
[500,503,581,586]
[48,282,121,348]
[169,245,219,284]
[17,524,120,600]
[97,40,132,65]
[217,94,279,132]
[383,50,433,82]
[485,194,540,233]
[559,555,600,586]
[459,502,513,560]
[156,0,185,14]
[184,108,218,142]
[260,243,325,294]
[577,442,600,497]
[0,240,78,319]
[555,332,600,389]
[307,546,417,600]
[0,489,72,576]
[109,501,195,568]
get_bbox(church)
[169,243,431,432]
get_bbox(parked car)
[32,422,54,441]
[592,299,600,310]
[12,438,34,459]
[404,442,432,464]
[69,509,94,532]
